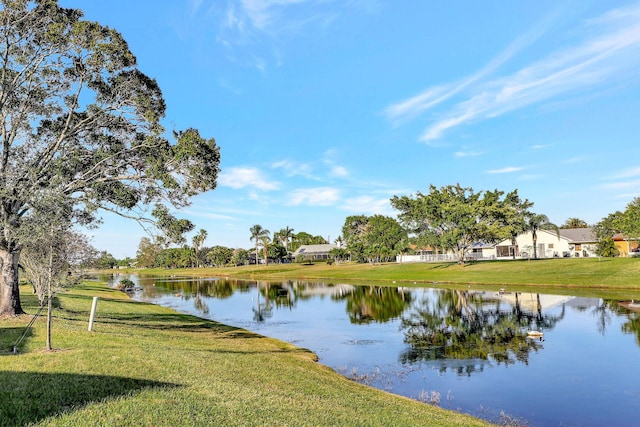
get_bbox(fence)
[396,253,496,263]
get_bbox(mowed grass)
[0,284,490,427]
[138,257,640,291]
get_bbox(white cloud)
[386,3,640,143]
[384,9,556,127]
[330,165,348,177]
[531,144,551,149]
[612,167,640,179]
[454,150,482,158]
[341,196,394,215]
[287,187,339,206]
[219,166,280,190]
[240,0,307,29]
[486,166,526,174]
[601,179,640,190]
[271,159,317,179]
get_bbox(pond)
[102,274,640,426]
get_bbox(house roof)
[292,244,337,256]
[559,227,596,243]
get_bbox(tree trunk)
[0,248,24,316]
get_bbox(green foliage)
[596,237,619,257]
[616,197,640,238]
[391,184,531,262]
[136,237,162,268]
[206,245,234,267]
[267,243,288,262]
[94,251,118,269]
[0,0,220,315]
[230,248,249,266]
[341,215,406,263]
[116,278,135,291]
[562,217,589,228]
[594,211,624,240]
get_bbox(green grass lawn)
[1,283,490,427]
[136,257,640,297]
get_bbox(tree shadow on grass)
[0,371,179,427]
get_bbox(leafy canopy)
[0,0,220,316]
[391,184,531,262]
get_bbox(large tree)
[341,215,406,263]
[0,1,220,316]
[391,184,529,263]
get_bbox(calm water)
[104,274,640,426]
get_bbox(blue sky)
[62,0,640,259]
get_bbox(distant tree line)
[94,185,640,269]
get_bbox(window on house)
[496,246,511,257]
[548,244,554,249]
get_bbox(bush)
[116,278,135,291]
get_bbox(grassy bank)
[1,283,490,427]
[133,257,640,294]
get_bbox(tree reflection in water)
[399,289,565,372]
[333,286,413,324]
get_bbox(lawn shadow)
[0,371,179,426]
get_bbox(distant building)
[292,244,337,260]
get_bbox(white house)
[494,227,597,259]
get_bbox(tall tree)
[0,1,220,316]
[259,235,271,266]
[249,224,270,265]
[191,228,208,267]
[391,184,524,263]
[274,226,294,252]
[136,237,161,268]
[525,213,559,259]
[494,190,533,259]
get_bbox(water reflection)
[398,290,564,370]
[102,274,640,426]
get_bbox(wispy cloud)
[287,187,340,206]
[454,150,482,158]
[612,167,640,179]
[486,166,526,174]
[341,196,394,215]
[330,165,349,177]
[219,166,280,190]
[213,0,379,69]
[386,3,640,143]
[531,144,551,150]
[384,9,557,127]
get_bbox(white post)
[88,296,99,332]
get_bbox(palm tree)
[192,228,208,267]
[249,224,270,265]
[526,213,559,259]
[275,226,294,252]
[259,235,271,266]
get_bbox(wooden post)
[88,296,98,332]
